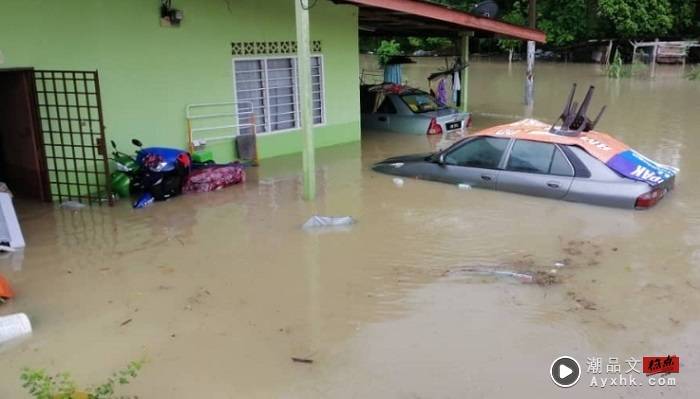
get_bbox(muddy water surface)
[1,59,700,398]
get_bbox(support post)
[524,40,535,106]
[459,33,470,113]
[650,38,658,77]
[524,0,536,106]
[604,40,613,65]
[295,0,316,200]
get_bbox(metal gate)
[33,70,111,205]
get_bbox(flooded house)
[0,0,542,205]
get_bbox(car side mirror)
[437,153,446,165]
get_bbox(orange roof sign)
[474,119,628,162]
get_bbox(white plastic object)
[393,178,405,187]
[0,192,24,249]
[0,313,32,344]
[60,201,86,210]
[457,183,471,190]
[303,215,355,229]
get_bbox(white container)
[0,313,32,344]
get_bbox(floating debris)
[0,313,32,344]
[60,201,86,210]
[444,266,560,286]
[291,357,314,364]
[457,183,472,190]
[392,178,405,187]
[303,215,355,229]
[567,291,597,310]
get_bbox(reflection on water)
[1,59,699,398]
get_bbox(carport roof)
[333,0,546,43]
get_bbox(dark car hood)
[376,152,433,164]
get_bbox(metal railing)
[185,101,255,154]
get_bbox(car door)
[435,136,510,189]
[366,94,397,130]
[496,140,574,199]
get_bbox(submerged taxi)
[373,85,678,209]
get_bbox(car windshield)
[401,93,440,113]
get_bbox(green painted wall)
[0,0,361,161]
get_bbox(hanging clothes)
[383,64,402,84]
[436,78,448,106]
[452,70,461,105]
[429,75,452,106]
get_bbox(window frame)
[399,91,441,114]
[232,54,326,136]
[504,139,575,177]
[443,136,511,170]
[376,95,398,114]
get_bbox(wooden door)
[0,69,50,201]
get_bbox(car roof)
[472,119,630,164]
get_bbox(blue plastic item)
[133,193,155,209]
[136,147,188,172]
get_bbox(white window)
[234,56,324,134]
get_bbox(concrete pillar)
[294,0,316,200]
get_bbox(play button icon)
[550,356,581,388]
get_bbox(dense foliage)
[360,0,698,57]
[434,0,699,47]
[375,40,402,66]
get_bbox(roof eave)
[338,0,546,43]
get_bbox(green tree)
[497,1,527,60]
[375,40,401,66]
[538,0,594,46]
[597,0,673,37]
[668,0,696,34]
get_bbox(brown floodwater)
[1,57,699,398]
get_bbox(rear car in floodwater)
[373,135,675,209]
[360,85,471,135]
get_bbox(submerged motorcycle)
[110,139,191,207]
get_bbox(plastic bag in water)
[0,313,32,345]
[302,215,355,229]
[60,201,86,210]
[133,193,155,209]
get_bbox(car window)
[506,140,574,176]
[376,97,397,114]
[444,137,509,169]
[550,147,574,176]
[401,93,439,113]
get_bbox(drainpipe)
[459,32,471,114]
[295,0,316,200]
